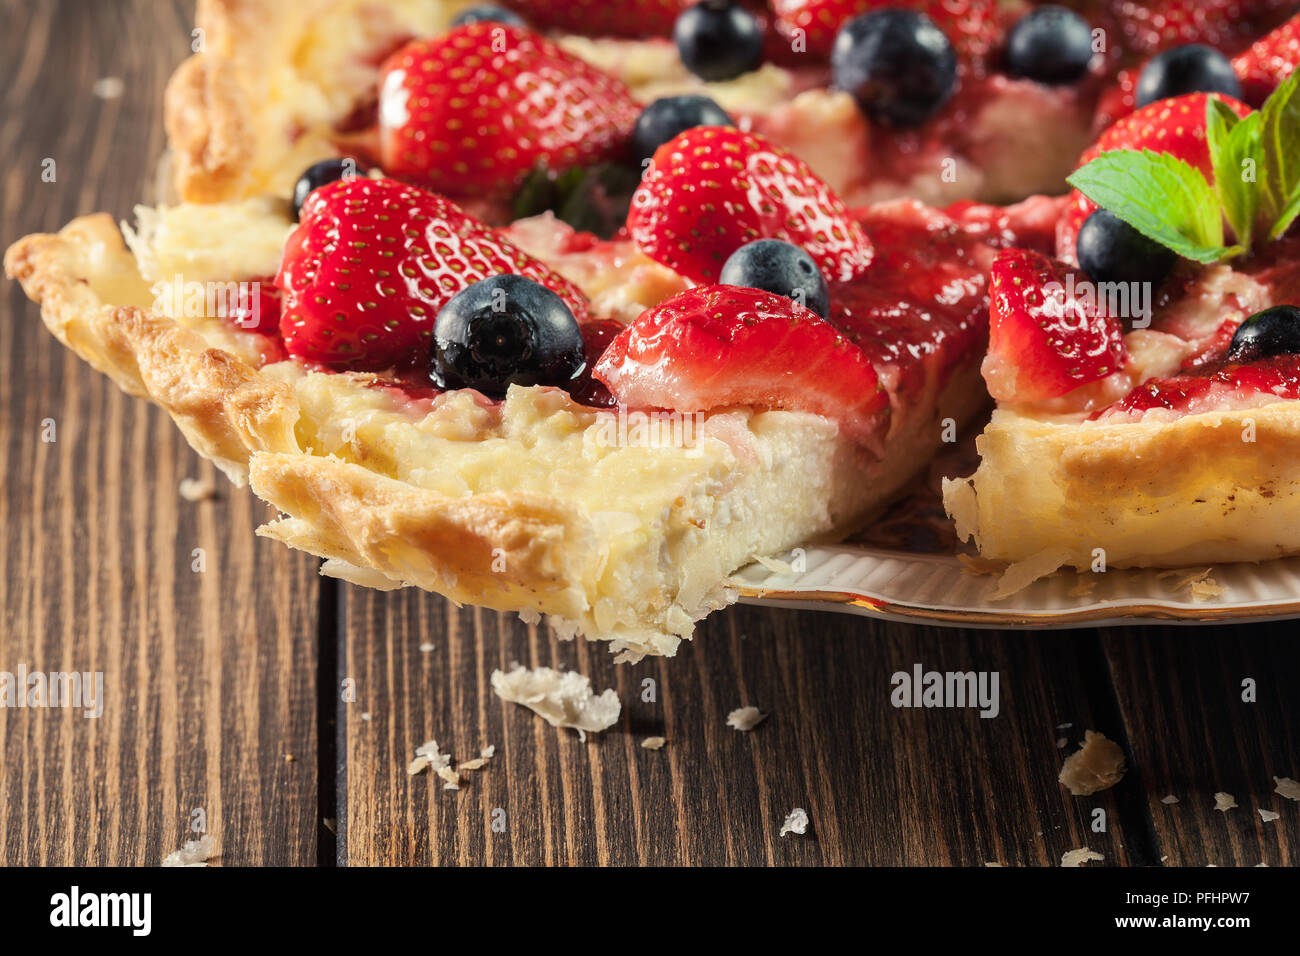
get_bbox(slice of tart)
[944,67,1300,576]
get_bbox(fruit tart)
[944,49,1300,580]
[9,0,1300,658]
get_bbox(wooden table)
[2,0,1296,867]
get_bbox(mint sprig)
[1066,72,1300,265]
[1066,149,1231,262]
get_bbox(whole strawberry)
[1233,13,1300,106]
[627,127,874,283]
[500,0,690,37]
[378,24,638,200]
[1103,0,1255,56]
[276,178,590,371]
[1057,92,1251,262]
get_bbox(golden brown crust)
[3,215,298,482]
[164,53,256,204]
[944,402,1300,569]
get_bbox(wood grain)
[0,0,320,867]
[341,588,1148,866]
[3,0,1297,869]
[1104,627,1300,867]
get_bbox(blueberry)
[1005,6,1094,85]
[1135,44,1241,108]
[430,275,586,398]
[674,1,763,83]
[451,4,526,27]
[1076,209,1177,286]
[720,240,830,319]
[292,158,364,221]
[1227,305,1300,361]
[831,10,957,128]
[632,95,734,164]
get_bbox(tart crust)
[943,402,1300,571]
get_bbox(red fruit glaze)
[275,177,589,372]
[1057,93,1251,262]
[984,248,1128,403]
[593,285,889,443]
[377,24,638,199]
[1097,354,1300,417]
[568,319,624,408]
[628,127,874,284]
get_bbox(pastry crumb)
[161,834,215,867]
[779,808,809,837]
[753,554,795,575]
[727,706,767,731]
[1055,737,1067,749]
[491,665,620,738]
[1059,731,1126,795]
[419,642,434,653]
[1160,794,1179,805]
[641,736,666,750]
[1213,792,1238,812]
[92,76,124,99]
[1274,776,1300,801]
[1259,808,1280,823]
[990,547,1072,600]
[179,476,216,502]
[984,862,1003,867]
[1061,847,1103,868]
[480,744,495,760]
[437,766,461,790]
[1067,574,1096,597]
[1056,722,1073,730]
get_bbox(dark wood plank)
[1104,625,1299,867]
[0,0,320,866]
[341,585,1142,866]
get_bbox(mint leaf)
[1207,104,1262,247]
[1259,66,1300,239]
[1067,149,1232,263]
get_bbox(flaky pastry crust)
[944,402,1300,571]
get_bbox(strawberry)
[627,127,874,284]
[1232,13,1300,106]
[771,0,1000,62]
[275,178,589,372]
[1056,92,1251,262]
[377,24,638,200]
[985,248,1128,403]
[501,0,690,37]
[593,285,889,441]
[1103,0,1255,57]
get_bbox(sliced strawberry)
[1056,92,1251,262]
[985,248,1128,404]
[1232,12,1300,106]
[501,0,690,37]
[627,127,874,284]
[593,285,889,442]
[377,24,638,200]
[275,178,589,372]
[771,0,1000,63]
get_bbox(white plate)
[732,545,1300,628]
